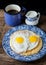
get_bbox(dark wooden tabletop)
[0,10,46,65]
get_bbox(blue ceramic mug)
[4,4,26,26]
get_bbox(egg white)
[27,34,39,50]
[28,40,39,50]
[10,30,40,54]
[10,32,28,53]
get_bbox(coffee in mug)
[4,4,26,26]
[7,10,18,15]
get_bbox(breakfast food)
[10,32,28,53]
[10,30,42,56]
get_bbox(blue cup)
[4,4,26,26]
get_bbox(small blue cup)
[4,4,26,26]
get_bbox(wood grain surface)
[0,10,46,65]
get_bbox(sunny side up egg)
[28,35,39,50]
[10,30,40,54]
[10,32,28,53]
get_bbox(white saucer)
[25,19,39,25]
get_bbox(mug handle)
[21,6,27,16]
[37,12,40,20]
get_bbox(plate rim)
[2,24,46,62]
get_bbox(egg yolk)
[29,35,38,43]
[15,37,24,44]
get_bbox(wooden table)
[0,10,46,65]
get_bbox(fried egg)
[10,32,28,53]
[10,30,40,55]
[28,35,39,50]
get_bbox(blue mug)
[4,4,26,26]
